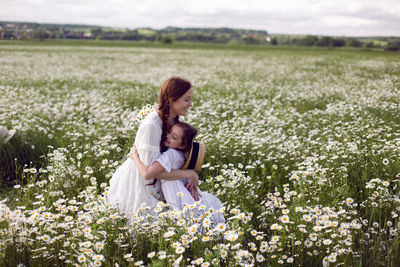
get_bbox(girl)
[108,77,199,218]
[130,122,225,223]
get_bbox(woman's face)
[170,87,193,117]
[164,124,185,149]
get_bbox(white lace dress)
[108,111,162,217]
[156,148,225,224]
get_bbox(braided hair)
[146,77,192,186]
[158,77,192,152]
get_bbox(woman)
[108,77,199,218]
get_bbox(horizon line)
[1,20,399,38]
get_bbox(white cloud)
[0,0,399,36]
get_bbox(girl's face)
[164,124,185,150]
[170,87,193,117]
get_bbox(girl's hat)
[182,142,205,171]
[0,126,16,144]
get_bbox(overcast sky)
[1,0,399,36]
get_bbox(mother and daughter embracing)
[108,77,224,224]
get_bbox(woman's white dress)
[156,148,225,224]
[108,111,162,217]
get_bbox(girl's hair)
[173,121,197,153]
[158,77,192,151]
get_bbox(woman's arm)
[131,145,165,180]
[158,169,200,201]
[156,169,197,180]
[129,146,198,184]
[129,147,200,200]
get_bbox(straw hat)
[0,126,16,144]
[181,142,206,171]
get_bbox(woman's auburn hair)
[158,77,192,150]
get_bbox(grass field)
[1,40,400,266]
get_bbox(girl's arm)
[131,145,165,180]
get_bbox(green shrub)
[384,44,399,51]
[0,131,53,189]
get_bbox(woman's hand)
[128,144,139,160]
[188,187,201,201]
[185,171,200,201]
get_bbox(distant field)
[1,42,400,266]
[137,28,158,36]
[0,38,390,52]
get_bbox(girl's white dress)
[108,111,162,217]
[156,148,225,224]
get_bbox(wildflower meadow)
[1,42,400,266]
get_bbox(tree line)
[272,35,399,50]
[1,21,399,51]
